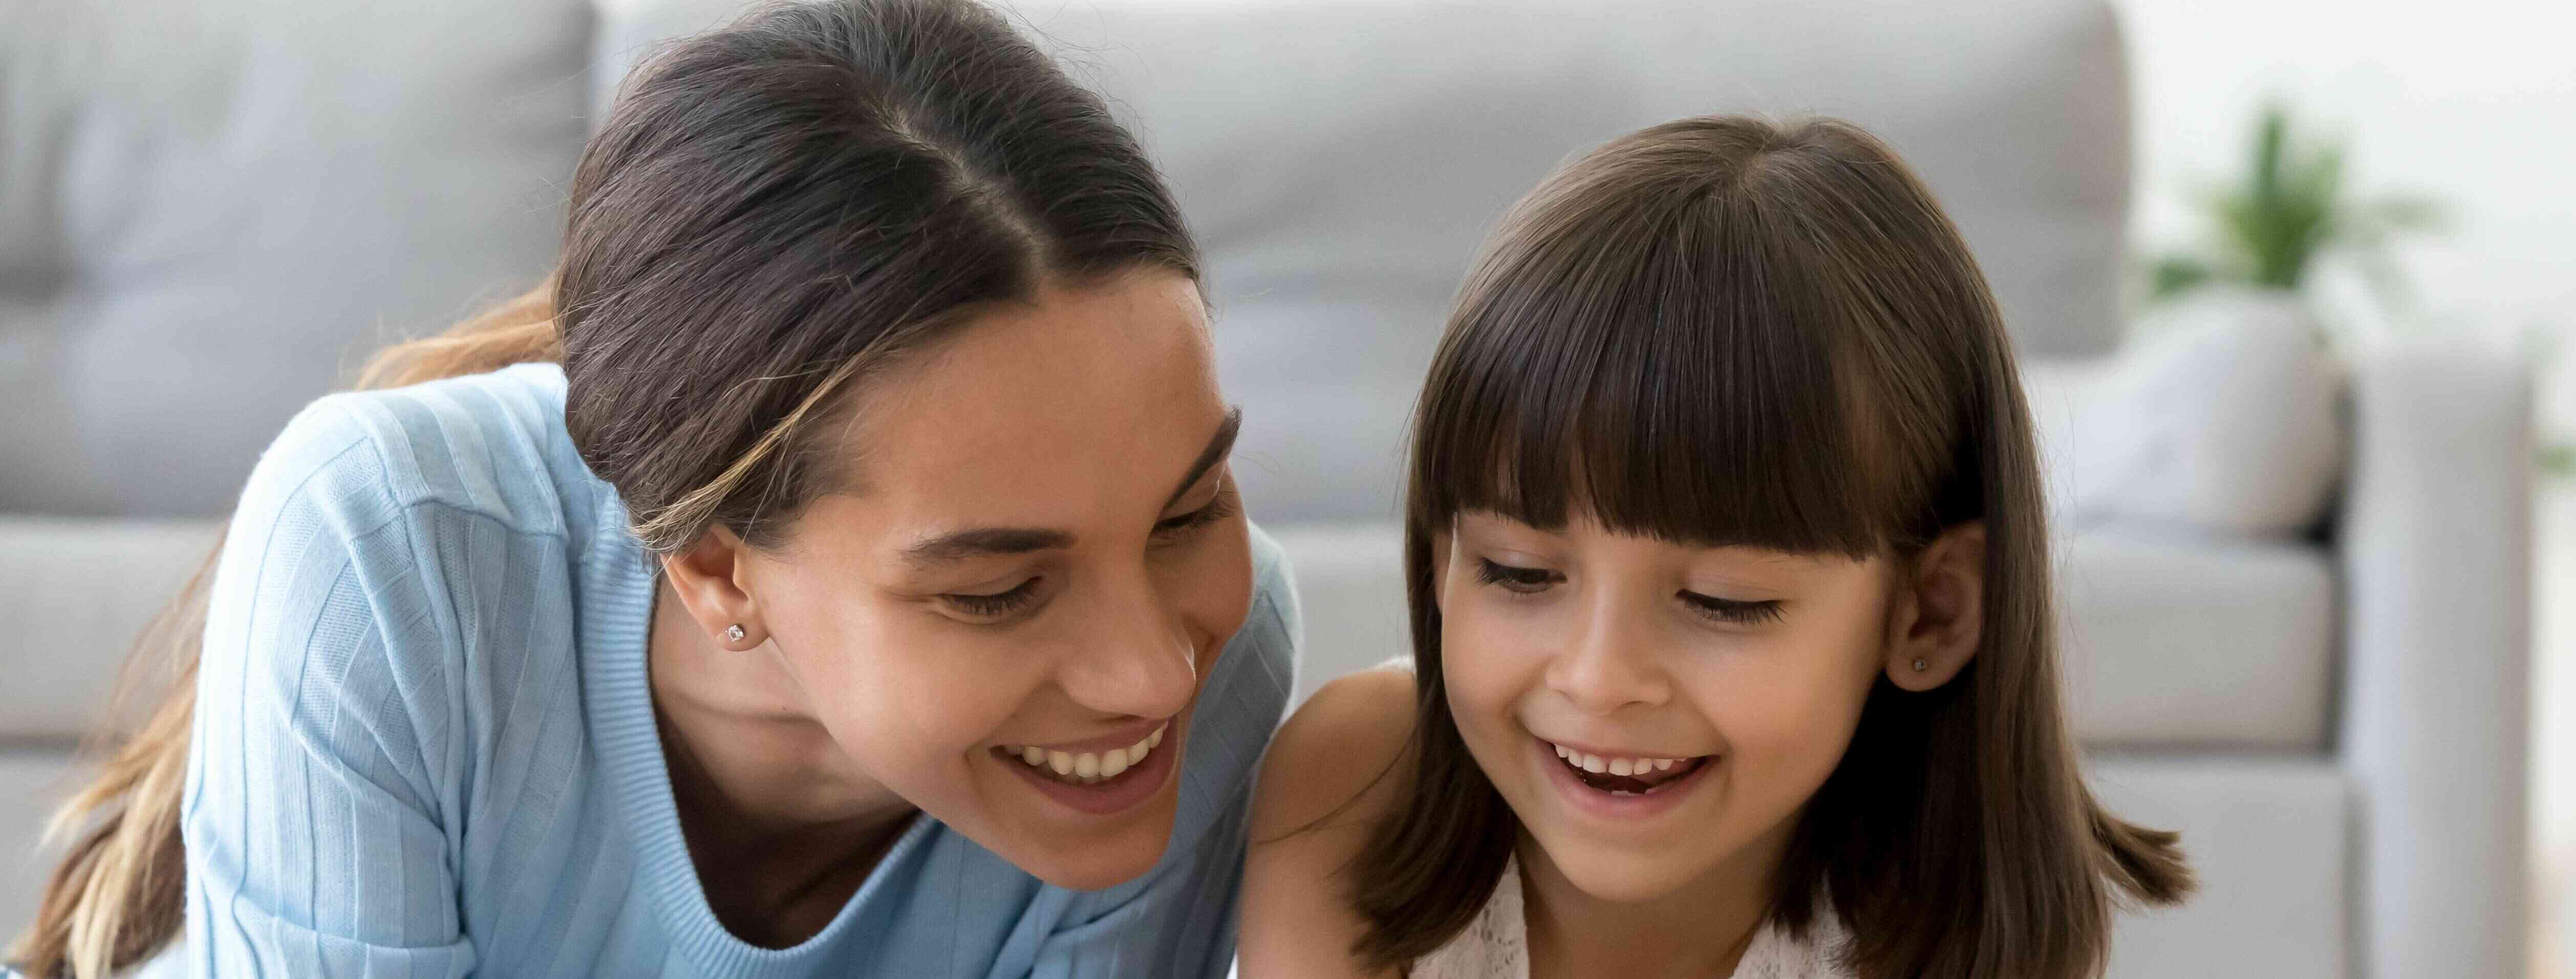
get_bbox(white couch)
[1,1,2529,975]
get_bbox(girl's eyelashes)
[1469,557,1783,625]
[1151,487,1238,543]
[940,577,1043,621]
[1474,558,1559,593]
[1679,589,1784,626]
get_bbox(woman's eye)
[1679,590,1784,626]
[1151,489,1238,543]
[941,577,1043,620]
[1474,558,1559,593]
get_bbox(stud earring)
[1911,657,1928,672]
[725,624,747,644]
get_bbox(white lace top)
[1410,856,1853,979]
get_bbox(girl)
[15,1,1295,976]
[1239,116,2191,978]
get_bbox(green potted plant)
[2144,102,2442,335]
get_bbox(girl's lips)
[1532,734,1715,821]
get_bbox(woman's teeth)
[1002,722,1167,786]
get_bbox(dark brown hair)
[1347,116,2190,977]
[12,2,1195,974]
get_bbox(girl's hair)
[1347,116,2190,977]
[11,2,1195,974]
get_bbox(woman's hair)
[11,2,1195,974]
[1346,116,2191,977]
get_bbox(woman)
[13,1,1296,975]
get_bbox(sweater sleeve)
[180,396,477,977]
[1026,529,1301,978]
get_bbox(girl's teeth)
[1549,743,1691,778]
[1011,723,1169,785]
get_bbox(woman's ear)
[660,525,769,651]
[1882,522,1986,691]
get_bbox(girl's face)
[691,271,1254,891]
[1434,510,1895,903]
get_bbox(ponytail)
[9,279,561,978]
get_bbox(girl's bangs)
[1414,196,1925,558]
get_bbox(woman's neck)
[647,579,917,946]
[1516,819,1795,979]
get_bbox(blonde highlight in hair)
[626,350,871,554]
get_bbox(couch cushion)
[1272,521,2335,750]
[0,518,223,740]
[2087,755,2348,979]
[598,0,2134,523]
[0,0,593,518]
[2024,292,2346,538]
[2057,527,2335,749]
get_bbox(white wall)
[2117,2,2575,972]
[2120,0,2576,358]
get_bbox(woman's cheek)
[1169,519,1256,667]
[815,614,1039,784]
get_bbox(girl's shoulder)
[1239,664,1420,978]
[1251,663,1420,842]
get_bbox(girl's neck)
[1515,819,1795,979]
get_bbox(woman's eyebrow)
[901,407,1240,568]
[1161,407,1242,509]
[904,527,1076,567]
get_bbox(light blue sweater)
[174,363,1299,977]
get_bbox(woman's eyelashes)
[941,577,1044,620]
[1472,557,1785,626]
[939,491,1238,623]
[1150,487,1238,543]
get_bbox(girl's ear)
[1882,522,1986,691]
[660,524,770,650]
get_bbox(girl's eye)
[1679,590,1784,626]
[1151,488,1239,543]
[1474,558,1559,593]
[941,577,1043,621]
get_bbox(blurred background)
[0,0,2566,975]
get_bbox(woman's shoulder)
[216,363,597,738]
[250,361,589,542]
[1251,663,1418,843]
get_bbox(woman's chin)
[998,801,1179,891]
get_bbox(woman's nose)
[1054,572,1199,721]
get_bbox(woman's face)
[1433,510,1895,903]
[735,270,1253,890]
